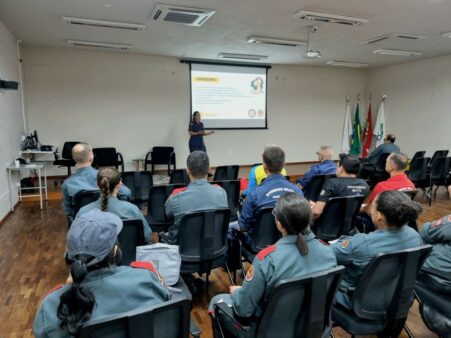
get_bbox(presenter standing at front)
[188,111,214,153]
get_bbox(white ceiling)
[1,0,451,68]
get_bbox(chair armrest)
[145,151,152,163]
[189,318,202,338]
[214,302,251,332]
[53,148,60,161]
[170,151,176,163]
[117,152,124,165]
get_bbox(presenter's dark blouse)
[188,121,206,152]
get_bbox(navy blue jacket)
[296,160,337,189]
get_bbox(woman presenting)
[188,111,214,153]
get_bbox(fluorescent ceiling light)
[247,36,306,47]
[442,31,451,38]
[295,10,369,26]
[361,33,426,45]
[67,40,134,50]
[327,61,368,68]
[62,17,146,31]
[217,53,268,60]
[373,49,422,56]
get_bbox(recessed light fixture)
[217,53,268,60]
[247,36,306,47]
[442,31,451,38]
[327,61,368,68]
[295,10,369,26]
[67,40,134,50]
[62,17,146,31]
[373,49,422,56]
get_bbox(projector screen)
[190,63,268,129]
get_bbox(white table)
[7,163,48,211]
[20,150,54,162]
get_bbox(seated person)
[236,145,303,244]
[77,167,152,242]
[366,133,400,165]
[312,155,369,219]
[62,143,130,218]
[241,164,287,197]
[209,192,337,334]
[162,151,228,244]
[359,152,415,232]
[296,145,337,190]
[33,209,170,338]
[332,190,423,310]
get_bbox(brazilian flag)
[350,102,362,155]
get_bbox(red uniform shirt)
[367,173,415,203]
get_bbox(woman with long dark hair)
[33,209,170,337]
[188,111,214,153]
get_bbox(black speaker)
[0,80,19,90]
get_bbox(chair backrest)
[410,151,426,163]
[352,245,432,321]
[313,195,365,241]
[303,174,336,202]
[122,171,154,202]
[73,190,101,216]
[118,219,146,265]
[177,209,231,263]
[213,165,239,181]
[375,152,391,173]
[147,184,186,222]
[152,147,175,164]
[80,296,191,338]
[211,180,240,222]
[93,147,118,167]
[250,207,281,253]
[430,156,451,183]
[255,266,345,338]
[169,169,190,185]
[62,141,80,160]
[430,150,449,166]
[408,157,429,183]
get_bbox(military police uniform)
[188,121,206,152]
[332,225,422,309]
[296,160,337,189]
[77,197,152,242]
[62,166,131,217]
[209,233,337,336]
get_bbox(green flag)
[350,102,362,155]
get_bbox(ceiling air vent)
[67,40,134,51]
[247,36,306,47]
[294,10,368,26]
[151,4,215,27]
[62,17,146,31]
[362,33,426,45]
[217,53,268,61]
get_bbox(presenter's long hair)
[97,168,121,211]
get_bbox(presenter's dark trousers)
[189,144,207,153]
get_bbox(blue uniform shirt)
[188,121,205,147]
[62,166,131,217]
[238,174,303,236]
[332,225,422,309]
[77,197,152,241]
[296,160,337,188]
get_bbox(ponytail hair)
[274,192,312,256]
[375,190,423,228]
[96,168,121,212]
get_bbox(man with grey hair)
[296,145,337,189]
[162,151,228,244]
[62,143,130,218]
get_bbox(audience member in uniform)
[77,168,152,242]
[209,192,337,335]
[235,145,303,244]
[312,155,369,219]
[161,151,228,244]
[296,145,337,189]
[241,163,287,197]
[332,190,423,310]
[61,143,131,218]
[33,209,170,338]
[366,133,400,165]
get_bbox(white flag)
[341,100,353,153]
[373,99,386,147]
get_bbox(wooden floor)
[0,185,449,337]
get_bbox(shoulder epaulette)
[170,187,188,197]
[47,284,63,295]
[257,244,276,261]
[316,238,329,246]
[130,261,166,287]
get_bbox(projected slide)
[191,63,267,129]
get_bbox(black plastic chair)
[409,157,432,206]
[118,219,146,265]
[332,245,432,338]
[80,296,194,338]
[177,209,231,287]
[121,171,153,205]
[53,141,79,176]
[144,147,176,175]
[146,184,186,233]
[429,156,451,200]
[93,147,124,172]
[371,152,391,187]
[211,180,240,222]
[410,150,426,163]
[303,174,336,202]
[67,190,101,227]
[213,165,239,181]
[169,169,190,185]
[212,266,345,338]
[312,195,364,242]
[429,150,449,168]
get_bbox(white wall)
[22,46,367,174]
[0,20,24,221]
[367,55,451,158]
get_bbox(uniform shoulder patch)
[340,239,350,248]
[245,265,254,282]
[47,284,63,295]
[431,218,444,229]
[170,187,188,197]
[257,244,276,261]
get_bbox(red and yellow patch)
[245,265,254,282]
[341,240,350,248]
[431,218,443,229]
